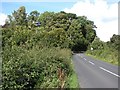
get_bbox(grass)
[67,59,80,88]
[68,72,80,88]
[86,51,119,66]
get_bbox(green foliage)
[107,34,120,50]
[12,6,27,26]
[89,37,105,50]
[5,6,96,51]
[2,6,98,89]
[3,46,73,89]
[66,59,80,88]
[27,10,40,29]
[87,35,119,65]
[37,11,96,51]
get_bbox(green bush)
[86,48,118,65]
[2,46,73,89]
[87,35,119,65]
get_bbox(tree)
[67,16,96,51]
[38,11,55,29]
[27,10,40,28]
[107,34,120,50]
[3,6,97,51]
[90,36,105,50]
[12,6,27,26]
[39,12,96,51]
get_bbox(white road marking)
[88,61,95,65]
[99,67,120,78]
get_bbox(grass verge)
[86,52,119,66]
[68,72,80,88]
[67,59,80,88]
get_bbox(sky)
[0,0,119,42]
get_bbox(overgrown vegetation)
[3,46,73,89]
[2,6,96,89]
[86,35,119,65]
[2,5,119,89]
[3,6,96,51]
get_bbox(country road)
[72,53,120,88]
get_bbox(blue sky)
[1,2,76,15]
[1,0,119,15]
[0,0,119,41]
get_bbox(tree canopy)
[107,34,120,50]
[3,6,97,51]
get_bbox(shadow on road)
[72,51,86,55]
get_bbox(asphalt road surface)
[72,53,119,88]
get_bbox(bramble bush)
[2,45,73,89]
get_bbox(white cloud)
[63,0,118,42]
[0,13,7,26]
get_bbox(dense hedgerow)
[2,22,79,89]
[86,49,118,65]
[2,45,73,89]
[86,36,119,65]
